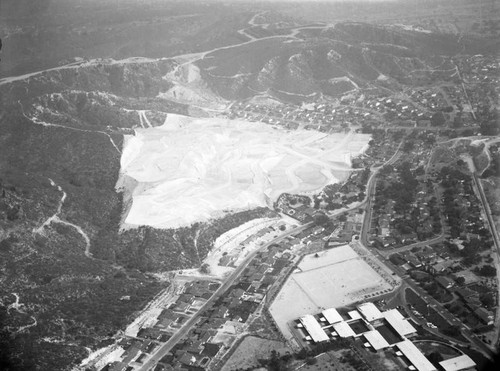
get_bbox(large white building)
[357,302,384,322]
[298,315,329,343]
[395,340,437,371]
[439,355,476,371]
[294,302,470,371]
[363,330,390,350]
[382,308,417,337]
[322,308,343,325]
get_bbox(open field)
[118,114,370,229]
[221,336,289,371]
[269,245,394,342]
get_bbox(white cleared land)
[117,114,370,229]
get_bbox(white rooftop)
[383,309,417,336]
[357,302,383,322]
[439,355,476,371]
[363,330,390,350]
[322,308,343,324]
[333,321,356,338]
[348,310,362,320]
[395,340,437,371]
[300,315,329,343]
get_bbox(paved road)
[137,222,313,371]
[471,171,500,350]
[355,140,496,358]
[378,234,446,258]
[360,140,404,247]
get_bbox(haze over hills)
[0,1,499,370]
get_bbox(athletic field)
[269,244,394,342]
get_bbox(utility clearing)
[117,114,370,229]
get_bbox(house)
[137,328,162,340]
[178,352,198,367]
[436,276,455,289]
[201,343,223,358]
[405,254,423,268]
[185,340,204,354]
[311,226,325,235]
[229,288,245,299]
[455,288,478,300]
[156,317,175,329]
[474,308,494,325]
[199,329,216,343]
[213,306,229,319]
[431,260,455,273]
[236,281,252,291]
[172,301,191,313]
[178,294,195,304]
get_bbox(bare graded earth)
[118,114,370,229]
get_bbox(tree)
[443,325,461,337]
[428,351,444,365]
[477,265,496,277]
[267,350,291,371]
[199,263,210,274]
[480,293,495,308]
[306,357,318,365]
[455,276,466,286]
[431,111,446,126]
[314,213,331,227]
[403,140,415,152]
[380,164,394,175]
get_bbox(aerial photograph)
[1,0,499,370]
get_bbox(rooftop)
[322,308,343,325]
[299,315,329,343]
[348,310,362,320]
[333,321,356,338]
[357,302,384,322]
[363,330,390,350]
[439,354,476,371]
[395,340,437,371]
[382,309,417,337]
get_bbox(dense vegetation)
[0,54,275,370]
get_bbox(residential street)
[137,222,313,371]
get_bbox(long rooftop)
[395,340,437,371]
[300,315,329,343]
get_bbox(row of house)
[155,245,297,370]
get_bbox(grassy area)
[221,336,289,371]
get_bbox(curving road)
[357,140,496,358]
[471,171,500,350]
[360,140,405,248]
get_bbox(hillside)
[0,2,498,369]
[0,58,274,370]
[197,21,498,104]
